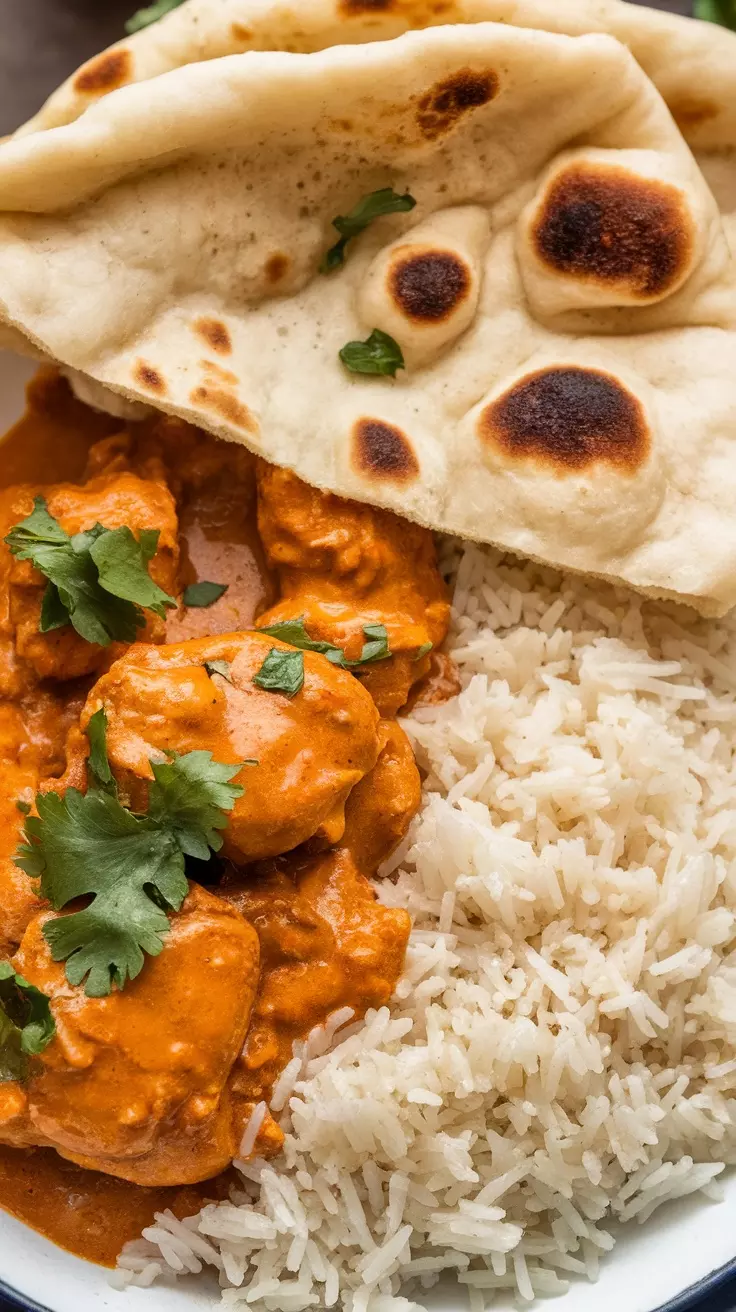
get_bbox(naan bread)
[16,0,736,152]
[1,25,736,613]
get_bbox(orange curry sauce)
[0,370,275,1264]
[0,369,456,1267]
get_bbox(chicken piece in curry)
[0,369,453,1266]
[80,631,382,862]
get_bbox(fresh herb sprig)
[253,618,392,696]
[321,188,416,273]
[183,581,228,609]
[260,617,391,669]
[693,0,736,28]
[0,964,55,1083]
[5,498,175,647]
[204,659,234,684]
[125,0,185,34]
[15,711,244,998]
[254,648,306,698]
[339,329,405,378]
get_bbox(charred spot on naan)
[73,49,132,96]
[190,384,256,434]
[340,0,455,13]
[358,211,488,368]
[532,164,695,301]
[200,360,239,386]
[480,367,651,474]
[670,97,719,132]
[416,69,498,140]
[390,250,471,322]
[132,360,167,397]
[340,0,395,10]
[193,317,232,356]
[352,419,420,483]
[231,22,254,43]
[264,253,291,285]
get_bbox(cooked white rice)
[114,542,736,1307]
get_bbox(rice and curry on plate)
[0,0,734,1305]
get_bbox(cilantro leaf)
[89,528,174,620]
[6,497,67,551]
[40,582,72,633]
[339,329,405,378]
[147,752,243,861]
[86,708,116,795]
[125,0,185,34]
[15,732,244,998]
[355,623,392,666]
[0,1004,25,1083]
[253,649,305,697]
[259,617,391,670]
[259,617,337,658]
[0,962,55,1082]
[204,660,233,684]
[18,789,184,997]
[183,581,228,608]
[415,641,433,661]
[321,188,416,273]
[693,0,736,27]
[5,498,176,647]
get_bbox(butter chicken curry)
[0,369,455,1265]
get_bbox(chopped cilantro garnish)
[254,648,305,698]
[0,963,55,1082]
[339,329,405,378]
[321,188,416,273]
[183,581,228,608]
[204,659,233,684]
[15,800,31,816]
[5,498,175,647]
[358,623,393,665]
[125,0,185,35]
[259,617,391,669]
[86,707,116,795]
[15,714,244,998]
[415,641,433,661]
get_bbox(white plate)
[0,348,734,1312]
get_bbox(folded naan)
[1,23,736,612]
[15,0,736,153]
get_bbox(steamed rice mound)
[116,543,736,1306]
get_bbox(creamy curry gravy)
[0,369,456,1266]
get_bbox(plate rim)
[0,1254,735,1312]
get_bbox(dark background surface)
[0,2,734,1312]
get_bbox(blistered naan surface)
[0,25,736,611]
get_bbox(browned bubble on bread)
[353,418,420,483]
[190,384,256,433]
[532,163,694,301]
[340,0,396,12]
[74,49,132,96]
[132,360,167,396]
[390,250,470,322]
[193,317,232,356]
[416,69,498,140]
[264,254,290,285]
[670,97,719,132]
[479,366,651,474]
